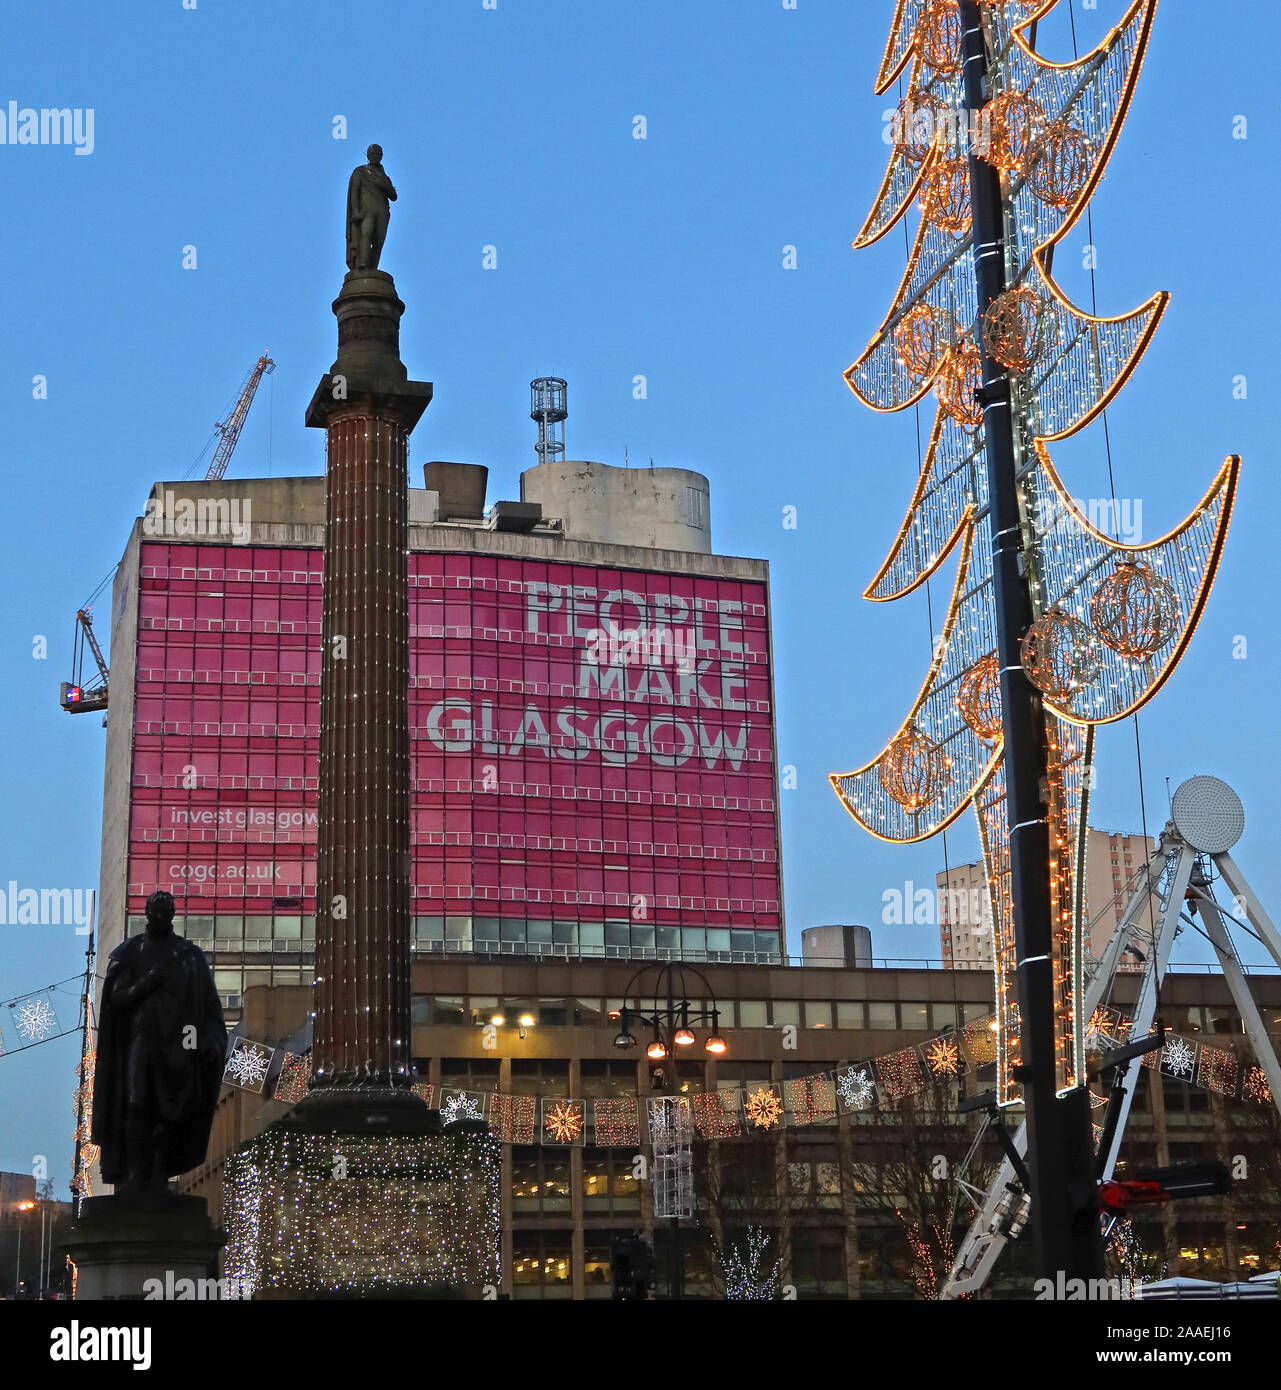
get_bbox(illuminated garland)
[272,1052,311,1105]
[692,1089,743,1140]
[783,1073,837,1126]
[592,1097,640,1148]
[542,1098,586,1146]
[488,1092,536,1145]
[743,1085,784,1131]
[875,1047,926,1103]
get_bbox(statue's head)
[367,143,383,165]
[144,890,176,934]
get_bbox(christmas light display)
[875,1047,926,1104]
[878,723,951,812]
[542,1098,586,1146]
[1160,1035,1198,1081]
[222,1123,501,1296]
[832,0,1239,1123]
[1196,1044,1239,1098]
[440,1090,487,1126]
[1244,1065,1273,1106]
[982,285,1051,374]
[223,1038,274,1093]
[743,1085,784,1131]
[835,1064,878,1113]
[783,1073,837,1126]
[721,1225,782,1301]
[11,995,57,1042]
[983,88,1046,174]
[1030,120,1093,210]
[272,1052,311,1106]
[647,1096,694,1153]
[956,653,1002,742]
[592,1096,640,1148]
[895,303,950,381]
[1020,607,1103,705]
[960,1015,999,1065]
[924,1036,961,1077]
[692,1089,743,1140]
[410,1081,434,1106]
[934,339,984,426]
[488,1092,536,1145]
[1090,559,1181,660]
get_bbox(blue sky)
[1,0,1276,1175]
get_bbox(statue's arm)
[105,955,168,1012]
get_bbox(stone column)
[305,269,432,1091]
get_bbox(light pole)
[14,1199,35,1298]
[611,963,728,1300]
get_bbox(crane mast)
[206,352,275,481]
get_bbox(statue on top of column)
[346,144,398,272]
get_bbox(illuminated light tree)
[830,0,1240,1280]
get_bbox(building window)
[737,1000,768,1028]
[805,1001,833,1029]
[866,1002,897,1030]
[511,1232,572,1299]
[431,996,465,1026]
[835,1001,864,1029]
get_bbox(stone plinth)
[60,1193,225,1301]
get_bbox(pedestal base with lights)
[222,1092,500,1299]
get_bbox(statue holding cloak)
[92,890,227,1192]
[346,143,397,271]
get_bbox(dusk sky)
[1,0,1276,1177]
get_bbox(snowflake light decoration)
[925,1037,960,1077]
[543,1099,585,1146]
[12,997,57,1042]
[223,1040,272,1091]
[743,1085,783,1131]
[836,1065,877,1112]
[440,1091,485,1126]
[1160,1036,1197,1081]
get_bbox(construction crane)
[60,608,109,715]
[58,353,275,718]
[206,352,275,480]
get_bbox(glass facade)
[127,542,783,999]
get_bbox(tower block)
[305,269,432,1091]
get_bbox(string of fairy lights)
[830,0,1240,1103]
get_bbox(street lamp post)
[14,1199,35,1298]
[611,963,728,1300]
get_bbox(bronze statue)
[346,143,397,272]
[92,891,227,1193]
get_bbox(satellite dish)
[1170,776,1245,855]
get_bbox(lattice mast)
[829,0,1239,1283]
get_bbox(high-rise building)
[937,827,1159,971]
[97,457,784,1016]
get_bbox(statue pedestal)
[60,1193,225,1301]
